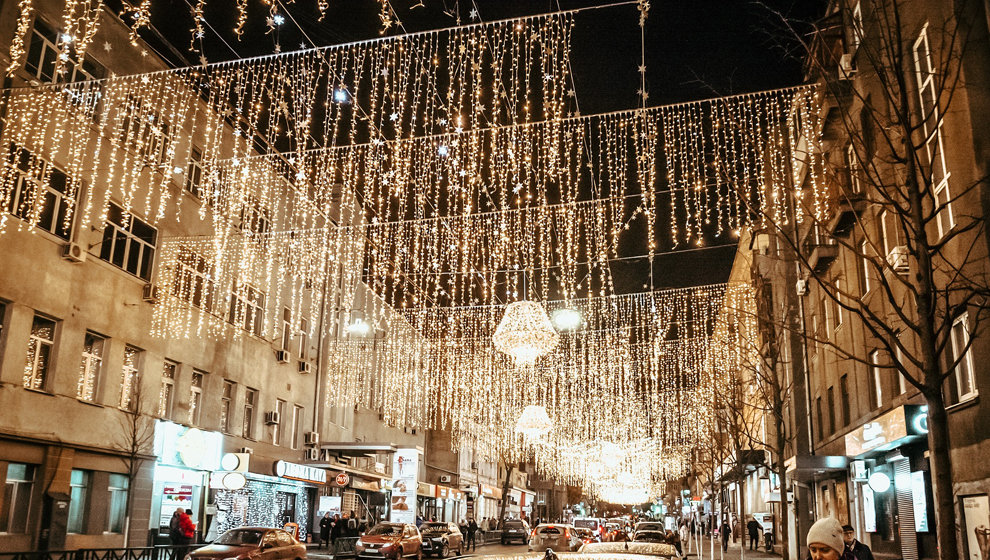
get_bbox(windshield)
[216,529,265,545]
[574,520,600,530]
[367,524,404,536]
[504,521,526,528]
[635,523,664,532]
[634,532,668,542]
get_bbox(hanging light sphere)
[515,405,553,438]
[493,301,559,366]
[551,307,583,331]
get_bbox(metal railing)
[0,545,198,560]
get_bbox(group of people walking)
[318,510,365,549]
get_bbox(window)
[281,307,292,352]
[290,405,303,450]
[880,210,899,257]
[100,203,157,280]
[24,314,56,390]
[229,284,265,337]
[816,396,824,441]
[119,345,141,410]
[273,399,285,446]
[850,1,864,51]
[913,25,953,238]
[834,280,844,327]
[243,388,257,439]
[860,240,872,294]
[67,469,90,534]
[811,314,820,358]
[159,360,177,418]
[77,332,105,401]
[5,148,75,239]
[240,197,271,238]
[220,380,235,434]
[120,97,173,166]
[185,146,204,198]
[106,474,128,533]
[827,386,836,434]
[1,463,35,533]
[840,375,851,426]
[297,318,309,361]
[189,371,204,426]
[822,294,832,334]
[869,350,884,409]
[172,247,216,312]
[25,19,105,84]
[949,312,976,402]
[846,143,862,194]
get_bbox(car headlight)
[223,557,240,560]
[356,540,365,547]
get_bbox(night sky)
[145,0,826,293]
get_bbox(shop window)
[189,370,205,426]
[24,314,57,390]
[243,388,257,439]
[107,474,128,533]
[67,469,90,533]
[220,380,235,434]
[159,360,177,418]
[78,331,106,402]
[119,345,142,410]
[949,312,977,403]
[5,148,75,239]
[100,203,157,280]
[1,463,35,533]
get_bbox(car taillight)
[530,529,537,540]
[564,528,571,539]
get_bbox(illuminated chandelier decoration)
[515,405,554,438]
[493,301,559,366]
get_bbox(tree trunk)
[498,463,514,525]
[923,387,958,560]
[775,451,789,558]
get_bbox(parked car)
[527,523,581,552]
[356,523,423,560]
[501,519,531,544]
[418,522,463,558]
[185,527,305,560]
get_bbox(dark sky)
[146,0,825,292]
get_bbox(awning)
[319,442,400,456]
[784,455,850,482]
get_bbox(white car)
[528,523,582,552]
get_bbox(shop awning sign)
[274,460,327,484]
[844,405,928,457]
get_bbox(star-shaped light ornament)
[103,41,112,52]
[390,112,399,121]
[469,8,479,20]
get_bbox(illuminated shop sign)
[844,405,928,457]
[274,460,327,484]
[154,420,223,471]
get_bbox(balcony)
[826,193,867,237]
[808,244,839,274]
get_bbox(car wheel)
[438,542,448,559]
[396,547,403,560]
[416,548,423,560]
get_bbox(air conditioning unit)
[238,446,254,455]
[274,349,291,364]
[61,242,87,263]
[439,475,453,483]
[839,53,857,80]
[142,283,162,304]
[795,278,809,296]
[298,361,312,374]
[887,245,909,274]
[470,462,479,470]
[304,448,321,461]
[305,432,320,445]
[264,411,281,425]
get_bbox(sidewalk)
[306,537,508,559]
[680,536,780,559]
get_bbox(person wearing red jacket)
[176,509,196,557]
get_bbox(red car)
[356,523,423,560]
[186,527,306,560]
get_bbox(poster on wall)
[910,471,929,532]
[320,496,342,517]
[390,448,419,524]
[862,486,877,533]
[160,485,193,528]
[963,495,990,560]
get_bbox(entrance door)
[277,492,297,524]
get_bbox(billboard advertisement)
[390,448,419,524]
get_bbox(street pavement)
[680,536,780,559]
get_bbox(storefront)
[435,484,464,522]
[210,458,323,541]
[844,404,934,560]
[150,421,223,544]
[418,482,438,520]
[478,484,502,521]
[347,474,385,524]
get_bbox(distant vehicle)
[573,527,600,544]
[578,541,678,558]
[356,523,423,560]
[501,519,531,544]
[186,527,305,560]
[528,523,582,552]
[418,522,463,558]
[633,522,665,534]
[573,517,605,535]
[632,530,669,544]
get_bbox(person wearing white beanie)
[806,517,848,560]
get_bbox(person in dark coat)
[330,514,344,545]
[719,519,731,552]
[747,517,761,550]
[467,518,478,551]
[841,525,875,560]
[319,513,332,549]
[169,508,183,545]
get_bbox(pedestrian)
[679,522,690,555]
[841,525,875,560]
[669,529,682,558]
[806,517,854,560]
[416,515,425,528]
[176,508,196,558]
[747,516,761,551]
[319,512,332,549]
[169,508,183,546]
[467,518,478,551]
[348,511,359,536]
[719,518,731,553]
[732,515,740,543]
[459,519,469,539]
[331,513,344,545]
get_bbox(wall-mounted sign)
[274,460,327,484]
[962,495,989,560]
[319,495,342,517]
[862,486,877,532]
[844,405,928,457]
[851,460,868,481]
[479,484,502,499]
[154,421,223,471]
[335,472,350,486]
[435,485,464,501]
[389,448,419,524]
[911,471,929,532]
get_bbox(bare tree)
[113,378,156,546]
[755,2,990,559]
